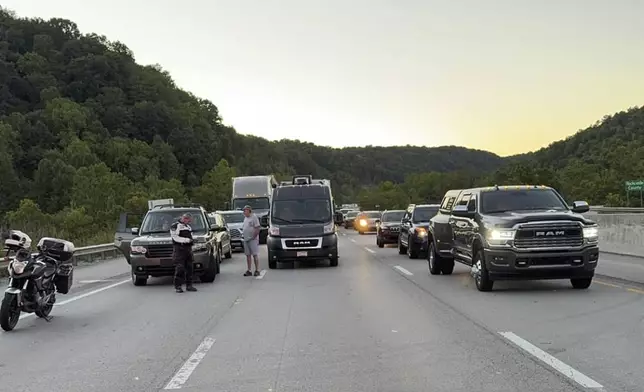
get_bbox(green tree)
[192,159,236,211]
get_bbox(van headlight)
[487,229,515,246]
[583,226,599,242]
[269,226,280,236]
[323,222,335,234]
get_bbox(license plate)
[296,251,308,257]
[161,258,174,267]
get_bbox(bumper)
[357,225,377,232]
[130,251,212,277]
[230,239,243,249]
[377,231,400,243]
[483,246,599,280]
[267,234,338,262]
[410,235,428,252]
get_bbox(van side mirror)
[334,211,343,224]
[452,205,475,218]
[571,201,590,213]
[131,227,139,235]
[260,215,269,227]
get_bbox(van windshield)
[272,199,332,224]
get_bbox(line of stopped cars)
[345,185,600,292]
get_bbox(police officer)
[170,213,197,293]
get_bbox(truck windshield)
[232,198,270,210]
[412,207,439,222]
[346,211,358,218]
[362,212,381,219]
[140,211,207,234]
[382,211,405,222]
[480,189,568,213]
[220,212,244,223]
[272,199,332,224]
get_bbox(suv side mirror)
[452,205,475,218]
[209,223,219,232]
[571,201,590,213]
[260,215,269,227]
[131,227,139,235]
[334,211,343,224]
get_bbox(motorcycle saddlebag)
[54,264,74,294]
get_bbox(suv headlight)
[131,246,147,254]
[487,229,515,246]
[583,226,599,242]
[323,222,335,234]
[359,219,367,227]
[415,228,427,237]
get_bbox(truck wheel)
[472,250,493,292]
[397,236,407,255]
[571,278,592,289]
[440,259,455,275]
[132,270,148,286]
[329,256,339,267]
[428,242,442,275]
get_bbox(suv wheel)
[132,270,147,286]
[407,238,419,259]
[397,236,407,255]
[571,278,592,289]
[472,250,493,292]
[428,242,441,275]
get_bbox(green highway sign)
[625,180,644,191]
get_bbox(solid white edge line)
[350,239,356,243]
[255,270,267,279]
[18,278,130,320]
[499,332,603,389]
[164,337,216,389]
[393,266,413,276]
[364,247,376,254]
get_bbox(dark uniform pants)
[173,250,194,288]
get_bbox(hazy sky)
[5,0,644,156]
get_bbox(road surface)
[0,229,642,391]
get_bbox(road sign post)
[625,180,644,207]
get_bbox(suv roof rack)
[152,203,203,210]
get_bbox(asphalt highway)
[0,230,642,391]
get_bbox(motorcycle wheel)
[0,293,21,331]
[35,291,55,319]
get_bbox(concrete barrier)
[584,213,644,258]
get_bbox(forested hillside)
[0,9,502,244]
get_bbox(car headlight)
[269,226,280,236]
[11,260,27,274]
[130,246,147,254]
[583,226,599,242]
[323,222,335,234]
[359,219,367,227]
[415,228,427,237]
[192,243,208,252]
[487,229,515,245]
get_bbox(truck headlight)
[583,226,599,242]
[487,229,515,245]
[323,222,335,234]
[359,219,367,227]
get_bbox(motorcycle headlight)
[11,260,27,274]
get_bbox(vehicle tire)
[224,247,232,259]
[440,259,455,275]
[216,250,222,274]
[201,264,217,283]
[472,249,493,292]
[0,293,20,331]
[259,232,267,245]
[359,231,364,235]
[132,270,148,286]
[408,240,419,259]
[571,278,592,289]
[428,241,442,275]
[377,237,384,248]
[35,290,55,319]
[397,236,407,255]
[329,256,339,267]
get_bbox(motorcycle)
[1,231,75,331]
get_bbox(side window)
[467,195,477,212]
[456,193,471,206]
[403,210,412,221]
[218,215,226,227]
[440,195,456,212]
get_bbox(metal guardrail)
[589,206,644,213]
[1,243,118,272]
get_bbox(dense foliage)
[0,8,642,246]
[0,9,502,245]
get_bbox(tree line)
[0,8,642,247]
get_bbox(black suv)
[397,204,440,259]
[376,210,405,248]
[427,185,599,292]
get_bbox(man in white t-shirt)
[242,205,261,276]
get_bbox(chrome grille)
[147,245,174,258]
[230,229,241,238]
[514,222,583,249]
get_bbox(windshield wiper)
[290,218,328,224]
[272,217,295,224]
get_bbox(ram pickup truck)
[427,185,599,292]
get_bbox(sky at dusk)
[4,0,644,156]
